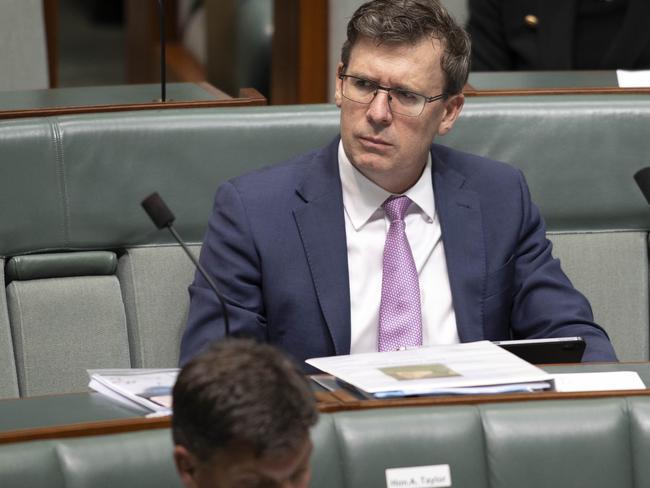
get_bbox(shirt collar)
[338,140,436,230]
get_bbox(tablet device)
[493,337,586,364]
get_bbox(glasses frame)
[338,74,448,117]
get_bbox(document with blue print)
[88,368,179,414]
[307,341,553,398]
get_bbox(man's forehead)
[351,34,442,53]
[346,36,443,67]
[345,36,445,88]
[218,435,311,467]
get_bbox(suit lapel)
[293,140,351,355]
[432,150,486,342]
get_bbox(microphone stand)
[158,0,167,102]
[141,193,230,337]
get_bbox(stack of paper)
[88,368,179,414]
[307,341,553,398]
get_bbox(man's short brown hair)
[172,339,318,462]
[340,0,471,95]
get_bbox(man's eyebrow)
[345,71,375,81]
[345,72,420,93]
[392,84,419,93]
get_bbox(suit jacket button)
[524,14,539,28]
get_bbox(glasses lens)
[342,76,425,116]
[390,89,425,116]
[343,77,376,103]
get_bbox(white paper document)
[88,368,179,414]
[306,341,553,397]
[552,371,645,392]
[617,70,650,87]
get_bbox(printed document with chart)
[307,341,553,398]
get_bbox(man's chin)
[350,157,394,180]
[350,145,394,165]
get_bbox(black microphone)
[141,192,230,337]
[634,167,650,205]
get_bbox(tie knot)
[382,195,412,222]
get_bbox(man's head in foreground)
[172,339,318,488]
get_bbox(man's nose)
[366,89,393,124]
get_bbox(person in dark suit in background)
[468,0,650,71]
[172,339,318,488]
[180,0,617,368]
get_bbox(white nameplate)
[385,464,451,488]
[617,69,650,88]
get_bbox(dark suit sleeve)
[467,0,514,71]
[179,181,267,366]
[510,170,617,361]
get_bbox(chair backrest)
[0,429,181,488]
[0,0,49,91]
[0,259,19,399]
[118,245,199,368]
[311,397,650,488]
[549,231,649,360]
[5,252,131,396]
[313,405,490,488]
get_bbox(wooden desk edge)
[0,415,171,445]
[0,87,267,120]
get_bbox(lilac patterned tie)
[378,195,423,351]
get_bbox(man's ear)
[437,93,465,136]
[335,62,345,107]
[174,445,199,488]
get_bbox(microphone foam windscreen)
[141,192,176,229]
[634,167,650,206]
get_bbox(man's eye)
[353,79,375,90]
[394,90,419,104]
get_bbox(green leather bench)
[1,95,649,398]
[1,395,649,487]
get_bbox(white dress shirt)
[338,141,459,353]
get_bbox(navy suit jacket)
[180,138,617,367]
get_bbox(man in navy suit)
[181,0,617,367]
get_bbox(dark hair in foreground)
[172,339,318,461]
[341,0,471,95]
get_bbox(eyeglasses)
[338,74,448,117]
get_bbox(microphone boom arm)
[141,192,230,337]
[167,226,231,337]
